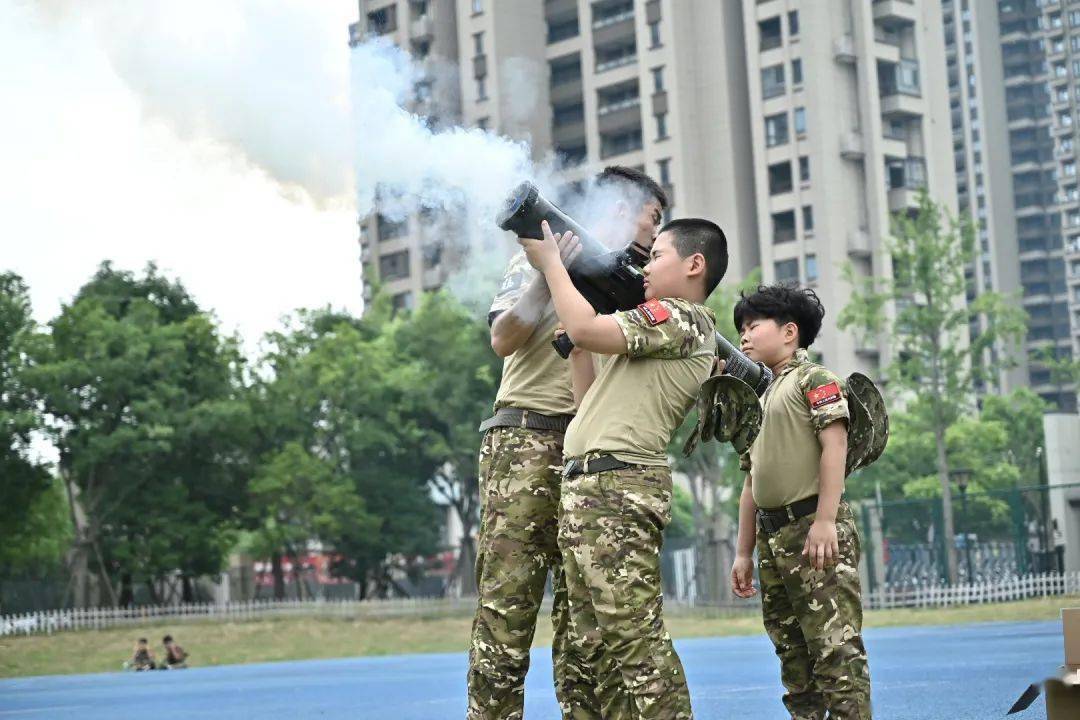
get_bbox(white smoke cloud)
[37,0,356,204]
[1,1,360,346]
[347,39,655,312]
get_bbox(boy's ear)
[686,252,706,278]
[783,321,799,344]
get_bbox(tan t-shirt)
[744,349,850,509]
[563,298,716,466]
[489,251,576,417]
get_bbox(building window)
[377,214,408,241]
[768,161,793,195]
[472,0,483,15]
[651,66,665,92]
[759,16,782,51]
[774,258,799,283]
[366,6,397,35]
[379,250,411,281]
[772,210,796,244]
[762,64,786,98]
[788,11,799,38]
[649,20,661,48]
[601,127,644,158]
[806,254,818,283]
[476,117,490,130]
[799,155,810,183]
[792,58,803,86]
[391,291,414,312]
[477,77,487,100]
[473,31,484,55]
[794,106,807,136]
[657,158,671,186]
[547,16,580,44]
[803,205,814,233]
[766,112,789,146]
[656,113,669,139]
[595,38,638,71]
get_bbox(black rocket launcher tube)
[496,182,772,395]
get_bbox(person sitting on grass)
[124,638,156,671]
[162,634,188,669]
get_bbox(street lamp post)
[950,468,975,583]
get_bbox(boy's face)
[643,232,690,300]
[740,316,798,367]
[632,198,664,250]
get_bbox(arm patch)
[807,381,842,410]
[637,298,671,326]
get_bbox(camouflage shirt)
[743,348,850,509]
[489,251,576,417]
[563,297,716,466]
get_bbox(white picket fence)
[4,572,1080,637]
[864,571,1080,610]
[0,596,478,638]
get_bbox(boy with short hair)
[729,284,871,720]
[519,217,729,720]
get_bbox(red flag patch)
[637,298,671,326]
[807,382,842,410]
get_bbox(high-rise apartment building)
[353,0,963,380]
[742,0,958,376]
[1036,0,1080,410]
[939,0,1076,411]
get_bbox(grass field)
[2,594,1076,679]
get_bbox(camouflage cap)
[683,374,763,457]
[844,372,889,475]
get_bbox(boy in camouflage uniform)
[519,217,730,720]
[729,285,872,720]
[468,167,668,720]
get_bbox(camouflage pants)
[558,463,693,720]
[467,427,602,720]
[757,501,871,720]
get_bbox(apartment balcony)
[873,0,918,28]
[553,118,587,146]
[550,76,584,105]
[600,126,644,159]
[597,99,642,134]
[888,187,919,211]
[348,21,363,47]
[881,93,923,118]
[840,131,865,159]
[881,136,907,158]
[595,43,637,73]
[879,59,922,117]
[592,4,635,48]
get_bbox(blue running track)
[0,620,1061,719]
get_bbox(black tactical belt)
[757,494,820,534]
[563,454,633,477]
[478,408,574,434]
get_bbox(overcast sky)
[1,0,362,346]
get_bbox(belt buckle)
[520,410,530,429]
[786,505,796,523]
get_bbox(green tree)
[839,192,1026,583]
[30,263,249,606]
[390,291,500,595]
[250,309,441,598]
[0,273,53,573]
